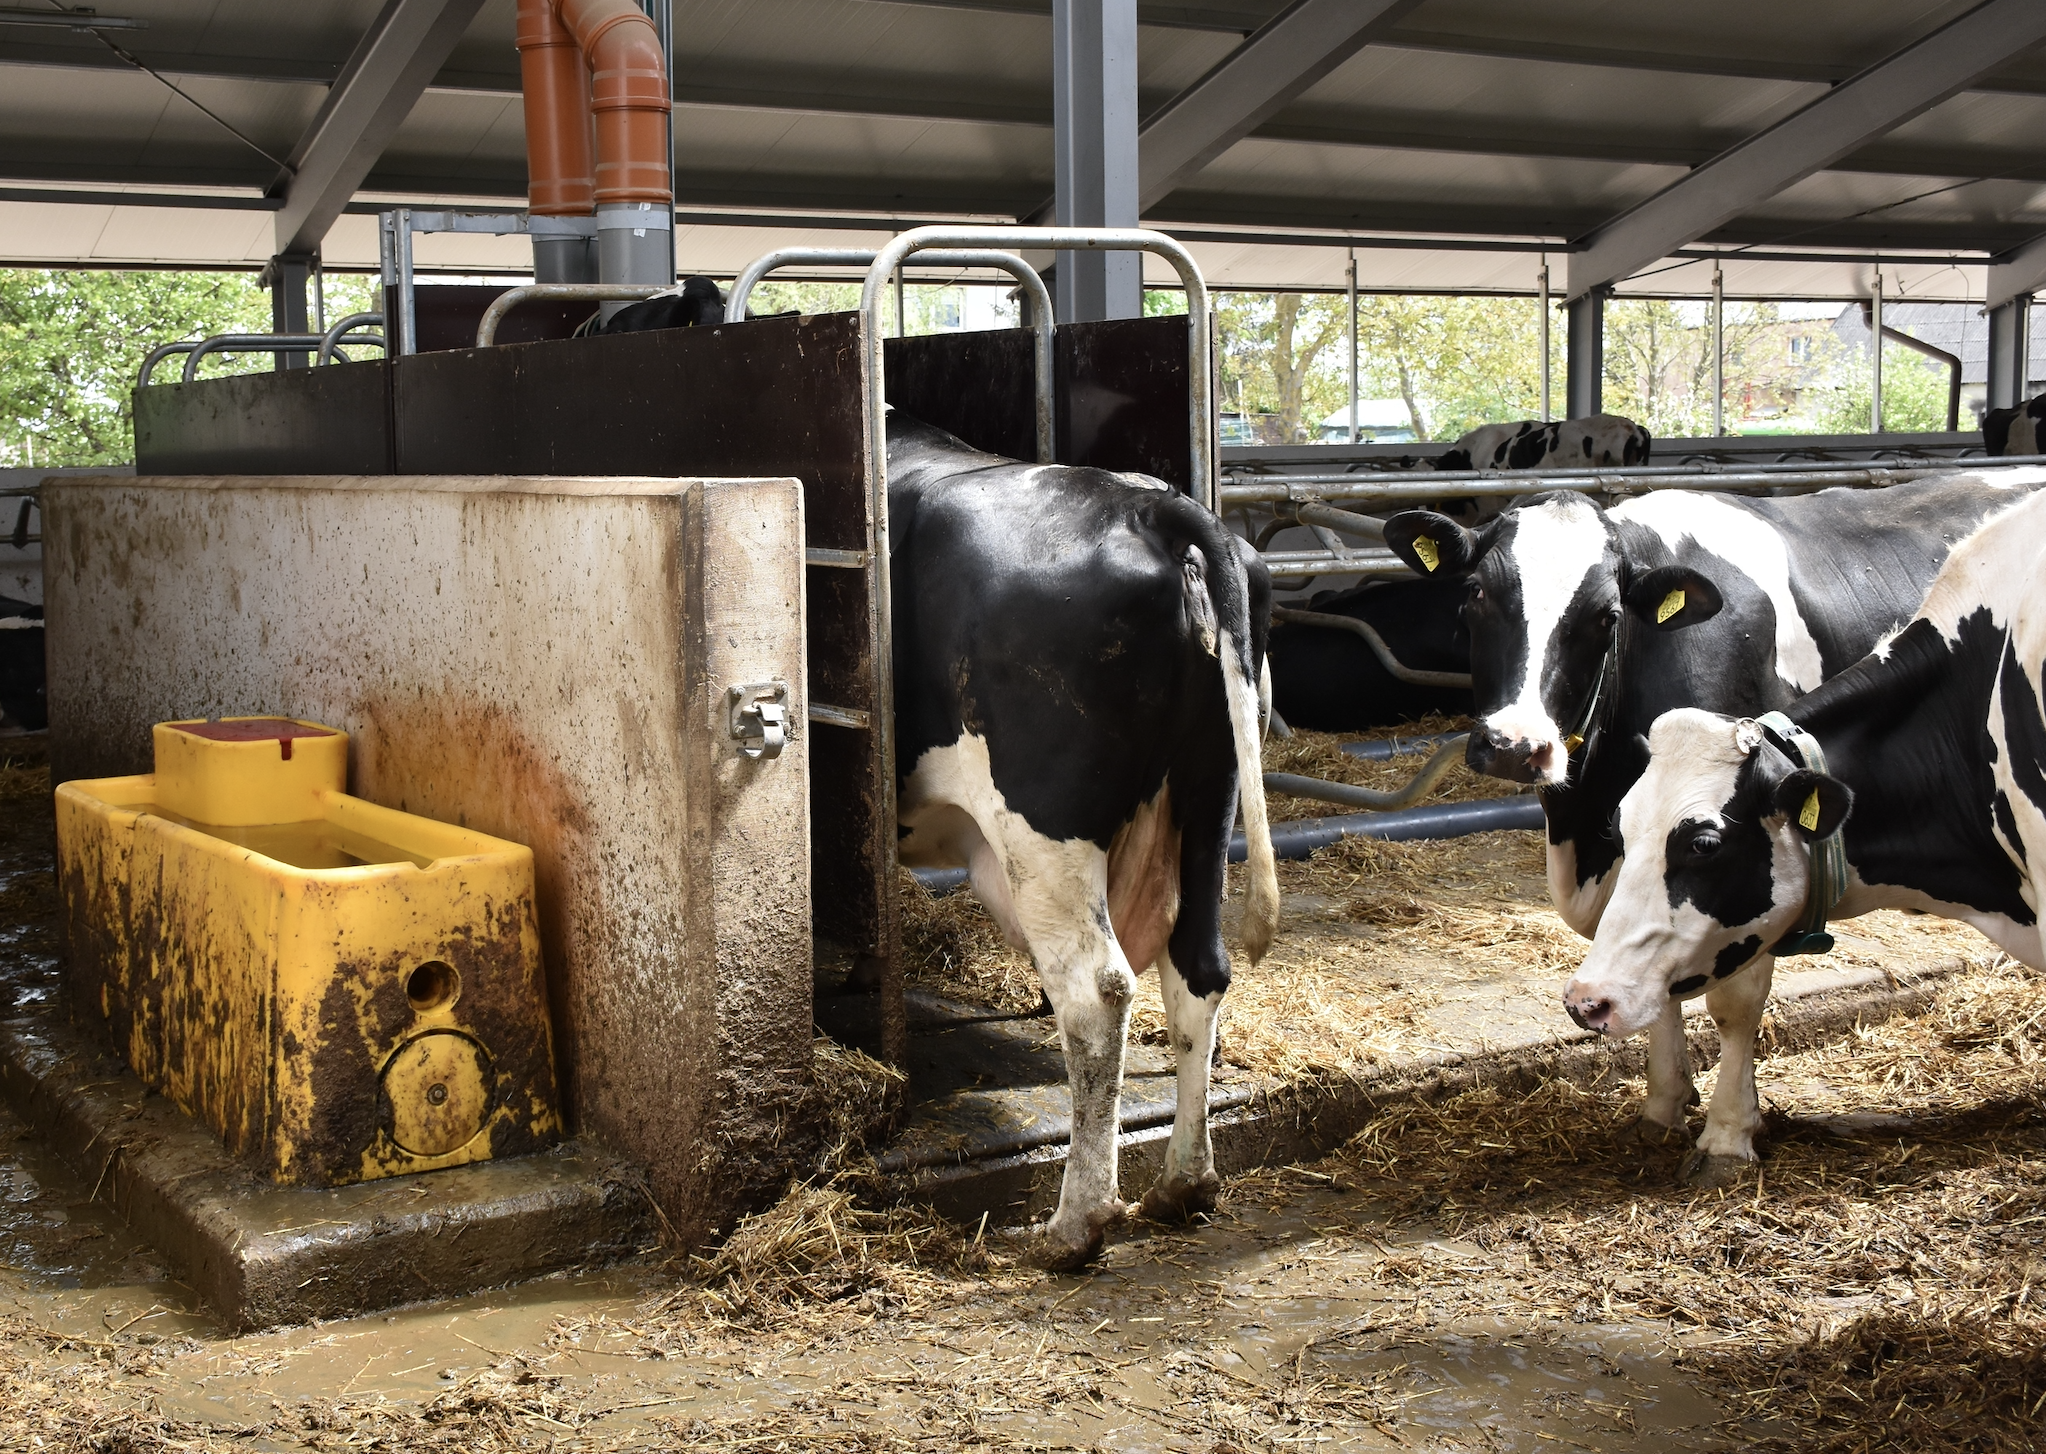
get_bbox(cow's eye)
[1688,830,1722,859]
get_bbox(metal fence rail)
[1235,455,2046,583]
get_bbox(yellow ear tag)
[1656,587,1686,624]
[1412,535,1439,573]
[1799,788,1821,833]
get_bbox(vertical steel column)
[266,252,315,370]
[1052,0,1141,322]
[1870,269,1884,435]
[1537,258,1550,420]
[1346,247,1358,443]
[1987,294,2032,410]
[1711,261,1724,438]
[1565,288,1603,419]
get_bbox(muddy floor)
[0,735,2041,1451]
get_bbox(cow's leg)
[1141,949,1223,1221]
[1682,957,1775,1188]
[1616,1000,1695,1149]
[1139,769,1233,1223]
[1004,846,1137,1270]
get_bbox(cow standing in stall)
[888,414,1279,1269]
[1380,469,2046,1182]
[1564,489,2046,1181]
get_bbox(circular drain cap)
[382,1032,492,1156]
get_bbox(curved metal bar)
[1293,499,1387,543]
[475,284,670,346]
[1263,733,1472,811]
[1271,605,1474,688]
[181,334,329,383]
[851,225,1218,975]
[317,312,385,365]
[137,341,200,388]
[727,245,1055,466]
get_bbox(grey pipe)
[726,245,1056,465]
[1234,796,1546,861]
[137,341,199,388]
[1221,456,2046,507]
[1271,606,1473,688]
[180,334,330,383]
[1263,733,1470,812]
[1861,302,1963,433]
[1293,499,1387,542]
[475,284,672,347]
[317,312,385,365]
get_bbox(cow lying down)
[887,413,1280,1268]
[1433,414,1650,473]
[1565,487,2046,1186]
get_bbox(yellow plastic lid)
[154,717,348,826]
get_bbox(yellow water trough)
[56,717,561,1187]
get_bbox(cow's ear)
[1772,769,1852,841]
[1384,511,1481,577]
[1624,564,1723,631]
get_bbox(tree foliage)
[0,267,381,468]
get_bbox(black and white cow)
[1983,393,2046,456]
[889,413,1279,1268]
[1380,470,2045,1178]
[1433,414,1651,473]
[598,275,726,333]
[1564,487,2046,1183]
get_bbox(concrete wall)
[42,475,812,1242]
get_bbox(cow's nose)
[1467,728,1538,784]
[1563,989,1613,1034]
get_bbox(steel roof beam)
[1136,0,1419,209]
[270,0,488,259]
[1986,232,2046,310]
[851,0,1272,33]
[1566,0,2046,301]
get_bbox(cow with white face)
[1568,486,2046,1184]
[1381,471,2044,1181]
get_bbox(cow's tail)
[1182,520,1278,965]
[1221,620,1280,963]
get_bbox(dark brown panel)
[1057,314,1194,489]
[395,283,593,353]
[884,327,1037,461]
[132,362,393,475]
[392,313,872,552]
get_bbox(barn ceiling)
[1,0,2042,298]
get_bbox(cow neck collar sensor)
[1559,613,1622,759]
[1752,710,1845,956]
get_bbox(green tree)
[1811,342,1953,434]
[0,268,284,465]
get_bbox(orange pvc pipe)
[514,0,594,217]
[557,0,672,206]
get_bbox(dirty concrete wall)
[42,475,811,1242]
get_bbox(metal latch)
[727,682,789,760]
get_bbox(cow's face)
[1384,495,1722,786]
[1560,710,1852,1037]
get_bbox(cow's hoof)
[1680,1149,1756,1189]
[1614,1114,1686,1150]
[1028,1204,1128,1271]
[1140,1170,1221,1224]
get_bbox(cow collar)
[1753,710,1845,956]
[1560,618,1621,758]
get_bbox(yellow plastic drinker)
[56,717,561,1187]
